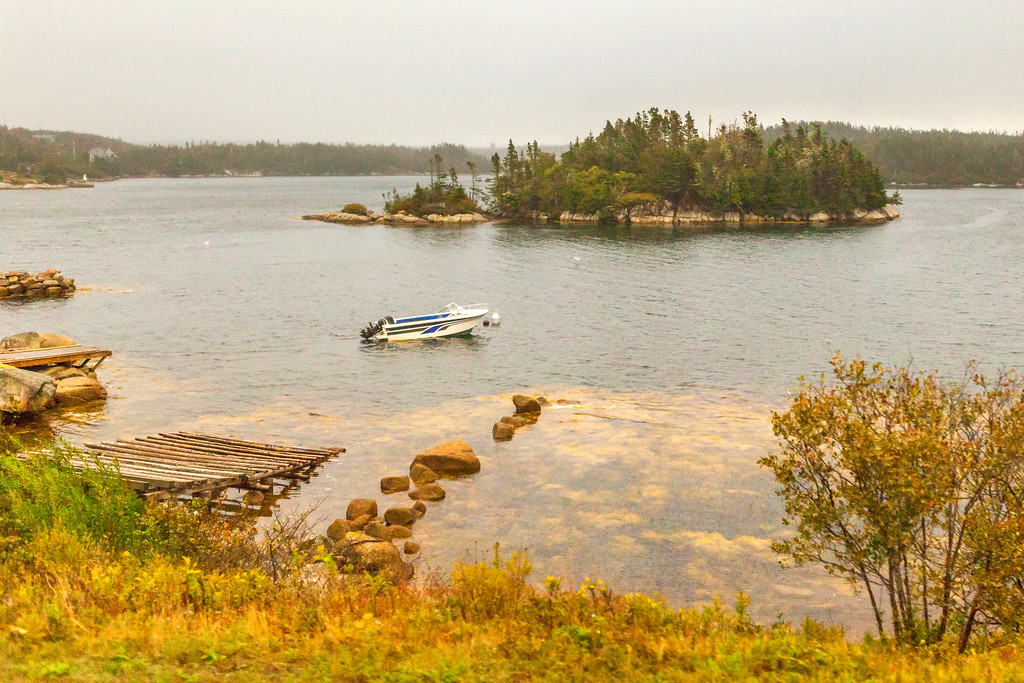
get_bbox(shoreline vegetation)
[5,399,1024,679]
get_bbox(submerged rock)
[389,525,412,539]
[381,475,410,494]
[404,541,420,555]
[54,375,107,405]
[411,440,480,476]
[500,415,527,428]
[492,422,515,441]
[409,483,446,501]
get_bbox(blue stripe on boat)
[422,325,442,334]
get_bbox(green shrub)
[342,202,367,215]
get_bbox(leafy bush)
[342,202,367,215]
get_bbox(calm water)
[3,179,1024,633]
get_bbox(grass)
[3,434,1024,681]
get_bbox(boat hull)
[376,309,489,341]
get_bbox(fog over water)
[3,181,1024,633]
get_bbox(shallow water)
[3,180,1024,634]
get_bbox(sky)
[2,1,1021,146]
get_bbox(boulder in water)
[0,366,56,414]
[411,440,480,476]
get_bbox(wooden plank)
[83,445,250,479]
[108,438,299,469]
[138,436,318,466]
[174,432,337,458]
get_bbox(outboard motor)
[359,317,390,340]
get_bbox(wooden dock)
[0,344,112,370]
[74,431,343,499]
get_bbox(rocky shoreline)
[549,201,902,226]
[302,209,490,226]
[0,333,108,414]
[304,202,901,227]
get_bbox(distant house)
[88,147,117,163]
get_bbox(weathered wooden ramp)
[0,344,112,370]
[77,431,343,499]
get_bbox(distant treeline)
[765,122,1024,187]
[0,125,488,182]
[489,109,891,219]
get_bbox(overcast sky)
[2,1,1021,146]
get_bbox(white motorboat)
[360,303,489,341]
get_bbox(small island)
[309,109,903,227]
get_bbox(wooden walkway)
[75,431,343,499]
[0,344,112,370]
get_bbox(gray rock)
[500,415,527,428]
[0,332,41,351]
[0,366,56,414]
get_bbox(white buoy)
[491,312,500,326]
[204,241,210,246]
[573,256,581,267]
